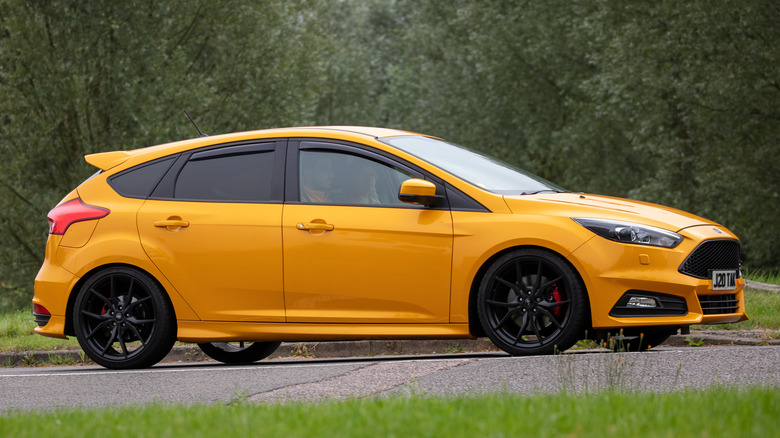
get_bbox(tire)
[198,341,282,364]
[600,329,674,352]
[477,248,589,355]
[73,267,176,369]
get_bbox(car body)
[32,126,747,368]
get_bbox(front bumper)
[570,226,747,329]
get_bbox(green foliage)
[684,336,706,347]
[315,0,780,272]
[1,1,778,310]
[0,0,329,306]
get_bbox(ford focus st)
[32,126,747,369]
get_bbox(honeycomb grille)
[679,239,741,279]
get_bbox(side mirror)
[398,178,442,206]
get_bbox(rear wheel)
[198,341,282,364]
[73,267,176,369]
[478,248,589,355]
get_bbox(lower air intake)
[699,294,738,315]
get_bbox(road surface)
[1,345,778,412]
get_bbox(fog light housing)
[610,291,688,317]
[626,296,660,308]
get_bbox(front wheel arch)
[468,246,591,346]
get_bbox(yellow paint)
[32,126,748,343]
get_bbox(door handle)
[296,222,334,231]
[154,219,190,228]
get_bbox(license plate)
[711,270,737,291]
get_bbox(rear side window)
[108,156,176,198]
[174,146,275,202]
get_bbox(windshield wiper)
[520,189,565,195]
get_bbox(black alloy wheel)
[73,267,176,369]
[478,248,588,355]
[198,341,282,364]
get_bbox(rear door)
[137,140,287,322]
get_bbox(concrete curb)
[0,339,500,367]
[745,279,780,292]
[2,333,778,367]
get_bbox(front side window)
[175,146,275,202]
[299,150,413,206]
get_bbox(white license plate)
[711,270,737,291]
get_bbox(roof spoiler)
[84,150,132,171]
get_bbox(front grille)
[699,294,738,315]
[679,239,741,279]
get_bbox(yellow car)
[33,126,746,369]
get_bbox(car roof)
[85,126,422,171]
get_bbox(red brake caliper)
[551,284,562,317]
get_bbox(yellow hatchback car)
[33,126,746,369]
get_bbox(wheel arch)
[64,263,178,338]
[467,244,591,338]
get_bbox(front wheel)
[73,267,176,369]
[477,248,589,356]
[198,341,282,364]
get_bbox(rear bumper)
[32,237,79,338]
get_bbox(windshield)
[380,136,565,195]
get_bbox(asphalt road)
[1,345,778,412]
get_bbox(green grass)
[0,310,80,352]
[744,268,780,285]
[1,387,777,437]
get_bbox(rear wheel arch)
[65,263,177,338]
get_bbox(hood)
[502,193,716,232]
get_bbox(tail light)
[47,198,110,235]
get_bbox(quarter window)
[108,156,176,198]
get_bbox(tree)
[0,0,329,310]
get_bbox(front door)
[282,144,453,323]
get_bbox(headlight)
[573,218,683,248]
